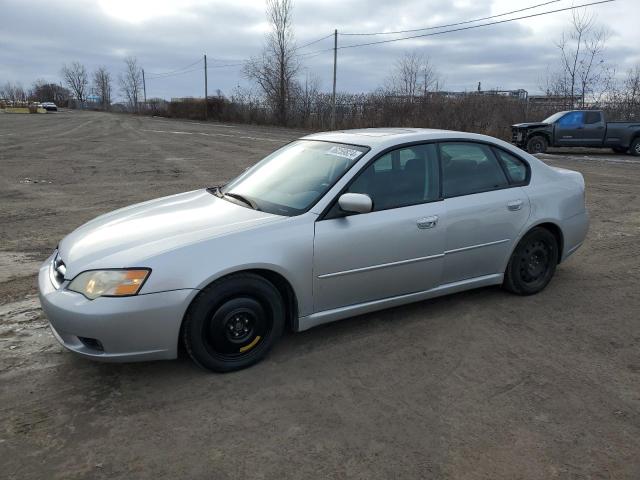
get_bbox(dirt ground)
[1,111,639,479]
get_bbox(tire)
[526,136,548,154]
[612,147,628,154]
[630,138,640,157]
[182,273,285,372]
[503,227,559,296]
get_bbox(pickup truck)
[511,110,640,156]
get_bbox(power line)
[207,63,245,69]
[295,32,335,51]
[146,67,202,80]
[340,0,562,36]
[299,51,329,61]
[146,58,203,78]
[301,0,614,54]
[299,46,334,57]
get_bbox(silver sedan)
[38,128,589,372]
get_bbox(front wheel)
[526,136,548,154]
[503,227,559,295]
[630,138,640,157]
[182,273,285,372]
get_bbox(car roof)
[301,128,506,150]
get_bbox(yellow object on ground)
[1,107,48,114]
[3,107,31,113]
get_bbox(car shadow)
[57,284,510,383]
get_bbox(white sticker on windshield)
[326,145,362,160]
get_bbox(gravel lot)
[1,111,639,479]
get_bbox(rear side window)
[584,111,602,124]
[493,148,528,184]
[440,142,509,198]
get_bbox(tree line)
[2,0,638,137]
[1,56,142,111]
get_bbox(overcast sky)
[1,0,637,101]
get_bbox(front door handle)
[507,200,524,211]
[417,215,438,229]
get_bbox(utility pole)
[141,68,147,111]
[142,68,147,104]
[331,29,337,130]
[204,54,208,121]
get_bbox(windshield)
[222,140,369,216]
[542,111,568,124]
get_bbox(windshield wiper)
[206,185,225,198]
[207,185,259,211]
[224,192,259,211]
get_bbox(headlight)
[68,269,150,300]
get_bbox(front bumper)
[38,254,198,362]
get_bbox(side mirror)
[338,193,372,214]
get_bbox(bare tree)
[119,57,143,112]
[385,52,440,101]
[31,79,71,104]
[613,65,640,118]
[0,82,28,102]
[244,0,298,125]
[420,56,441,96]
[294,70,321,123]
[623,65,640,108]
[553,9,611,107]
[92,66,112,110]
[61,61,89,104]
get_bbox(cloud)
[0,0,635,100]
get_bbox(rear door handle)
[507,200,523,211]
[417,215,438,229]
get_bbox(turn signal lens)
[68,269,150,300]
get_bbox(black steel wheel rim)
[519,240,551,285]
[203,297,271,359]
[531,140,544,153]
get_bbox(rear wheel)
[526,136,548,154]
[630,138,640,157]
[182,273,285,372]
[503,227,559,295]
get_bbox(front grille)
[52,253,66,288]
[511,128,524,144]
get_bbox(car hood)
[58,189,285,278]
[512,122,549,128]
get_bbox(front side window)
[558,111,584,126]
[440,142,508,197]
[222,140,368,216]
[344,143,439,212]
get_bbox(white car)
[39,128,589,372]
[41,102,58,111]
